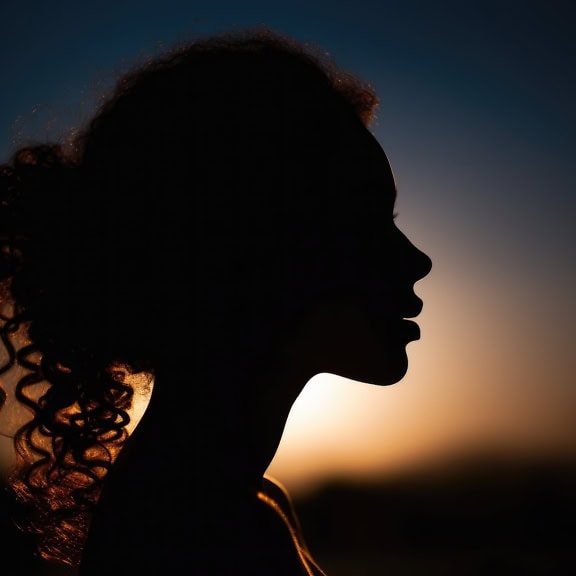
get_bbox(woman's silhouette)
[0,28,431,575]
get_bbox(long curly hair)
[0,27,378,568]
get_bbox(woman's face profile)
[285,114,432,386]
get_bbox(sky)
[1,0,575,497]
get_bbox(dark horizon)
[294,449,576,575]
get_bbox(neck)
[137,356,307,491]
[81,353,315,575]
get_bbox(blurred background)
[1,1,575,574]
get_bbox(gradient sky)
[1,0,575,496]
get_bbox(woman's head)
[0,27,430,565]
[1,28,383,374]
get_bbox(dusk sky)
[1,0,575,497]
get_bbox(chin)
[365,362,408,386]
[335,348,409,387]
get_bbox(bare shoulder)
[260,475,327,575]
[260,475,306,540]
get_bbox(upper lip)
[402,297,423,319]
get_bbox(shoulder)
[260,475,307,544]
[260,475,327,575]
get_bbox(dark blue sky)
[2,0,575,487]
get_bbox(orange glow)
[267,225,576,496]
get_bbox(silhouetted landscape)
[294,451,576,575]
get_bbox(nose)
[398,229,432,283]
[414,244,432,282]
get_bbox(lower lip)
[400,319,420,341]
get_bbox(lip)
[400,318,421,341]
[401,297,424,320]
[370,296,423,341]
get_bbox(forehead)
[341,124,397,201]
[294,110,397,214]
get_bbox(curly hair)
[0,27,379,568]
